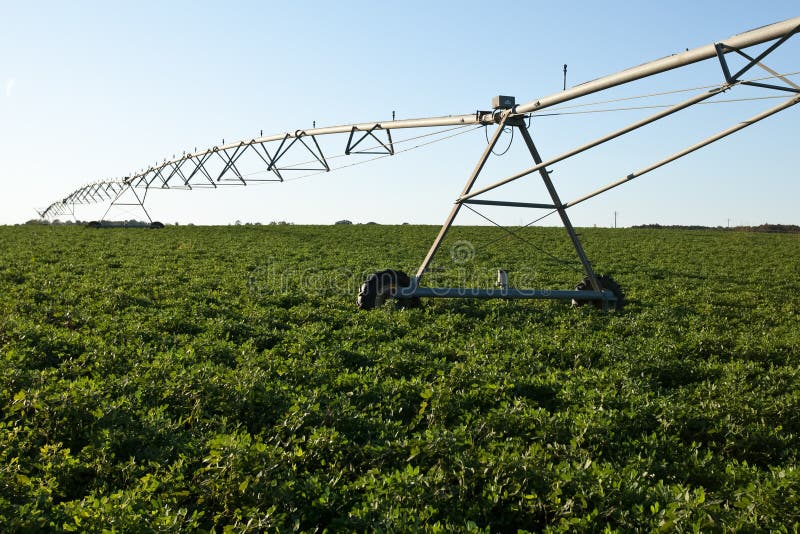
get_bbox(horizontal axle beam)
[396,286,615,302]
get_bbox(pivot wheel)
[357,269,420,310]
[572,274,624,311]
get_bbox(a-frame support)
[399,22,800,309]
[406,111,614,306]
[100,183,154,225]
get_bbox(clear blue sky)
[1,1,798,227]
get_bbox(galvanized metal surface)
[462,199,557,210]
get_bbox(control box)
[491,95,516,109]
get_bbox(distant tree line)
[631,223,800,233]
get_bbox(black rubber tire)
[572,274,624,311]
[87,221,101,228]
[149,221,165,229]
[357,269,421,310]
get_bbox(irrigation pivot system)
[37,17,800,310]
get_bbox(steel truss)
[36,17,799,307]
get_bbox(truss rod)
[564,94,800,208]
[730,51,800,90]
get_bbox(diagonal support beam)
[268,132,330,172]
[215,143,248,183]
[415,111,512,279]
[146,164,169,188]
[183,152,218,187]
[251,141,283,181]
[101,183,153,223]
[162,159,191,188]
[564,94,800,208]
[729,24,800,81]
[461,86,726,202]
[515,122,601,291]
[731,49,800,90]
[715,23,800,87]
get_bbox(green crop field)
[1,224,799,532]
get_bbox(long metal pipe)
[564,94,800,208]
[515,17,800,114]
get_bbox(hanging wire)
[225,123,476,182]
[484,125,515,156]
[480,209,561,250]
[136,88,793,190]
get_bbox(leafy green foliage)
[1,225,798,531]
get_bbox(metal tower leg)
[100,184,153,224]
[515,123,601,291]
[416,113,510,279]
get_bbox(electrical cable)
[145,79,796,187]
[221,124,477,182]
[124,88,795,193]
[484,126,514,156]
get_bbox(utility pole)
[614,211,618,229]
